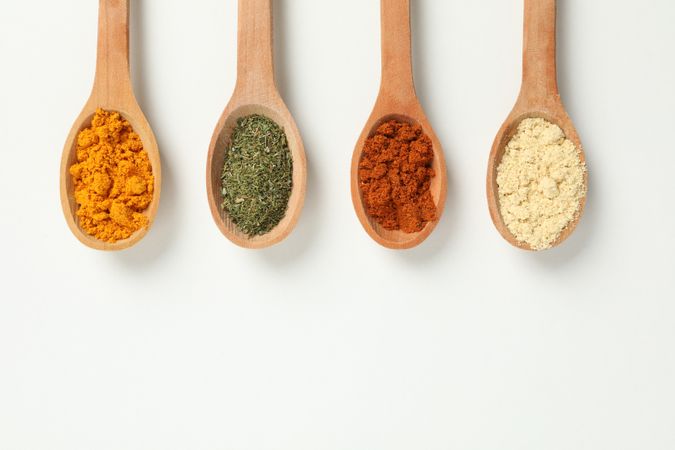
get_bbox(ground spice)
[69,108,154,242]
[497,117,586,250]
[358,120,436,233]
[221,114,293,236]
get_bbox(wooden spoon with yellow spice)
[487,0,587,251]
[60,0,161,251]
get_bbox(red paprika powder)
[358,119,436,233]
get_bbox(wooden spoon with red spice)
[60,0,161,251]
[351,0,447,250]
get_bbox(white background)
[1,1,674,449]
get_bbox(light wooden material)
[487,0,587,251]
[60,0,161,251]
[350,0,447,250]
[207,0,307,249]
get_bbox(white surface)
[1,1,675,449]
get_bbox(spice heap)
[496,117,586,250]
[221,114,293,236]
[69,108,154,243]
[358,119,436,233]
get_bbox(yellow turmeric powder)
[69,108,154,243]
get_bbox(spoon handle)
[235,0,276,97]
[92,0,132,101]
[520,0,558,102]
[379,0,415,102]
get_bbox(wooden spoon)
[60,0,161,251]
[207,0,306,249]
[351,0,447,250]
[487,0,587,251]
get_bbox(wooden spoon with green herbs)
[206,0,306,249]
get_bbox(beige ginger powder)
[496,118,586,250]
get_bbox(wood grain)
[350,0,447,250]
[60,0,161,251]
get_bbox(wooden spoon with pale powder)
[487,0,588,251]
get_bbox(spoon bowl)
[352,110,446,250]
[486,0,587,251]
[60,0,161,251]
[207,101,306,249]
[351,0,447,250]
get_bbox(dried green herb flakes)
[221,114,293,236]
